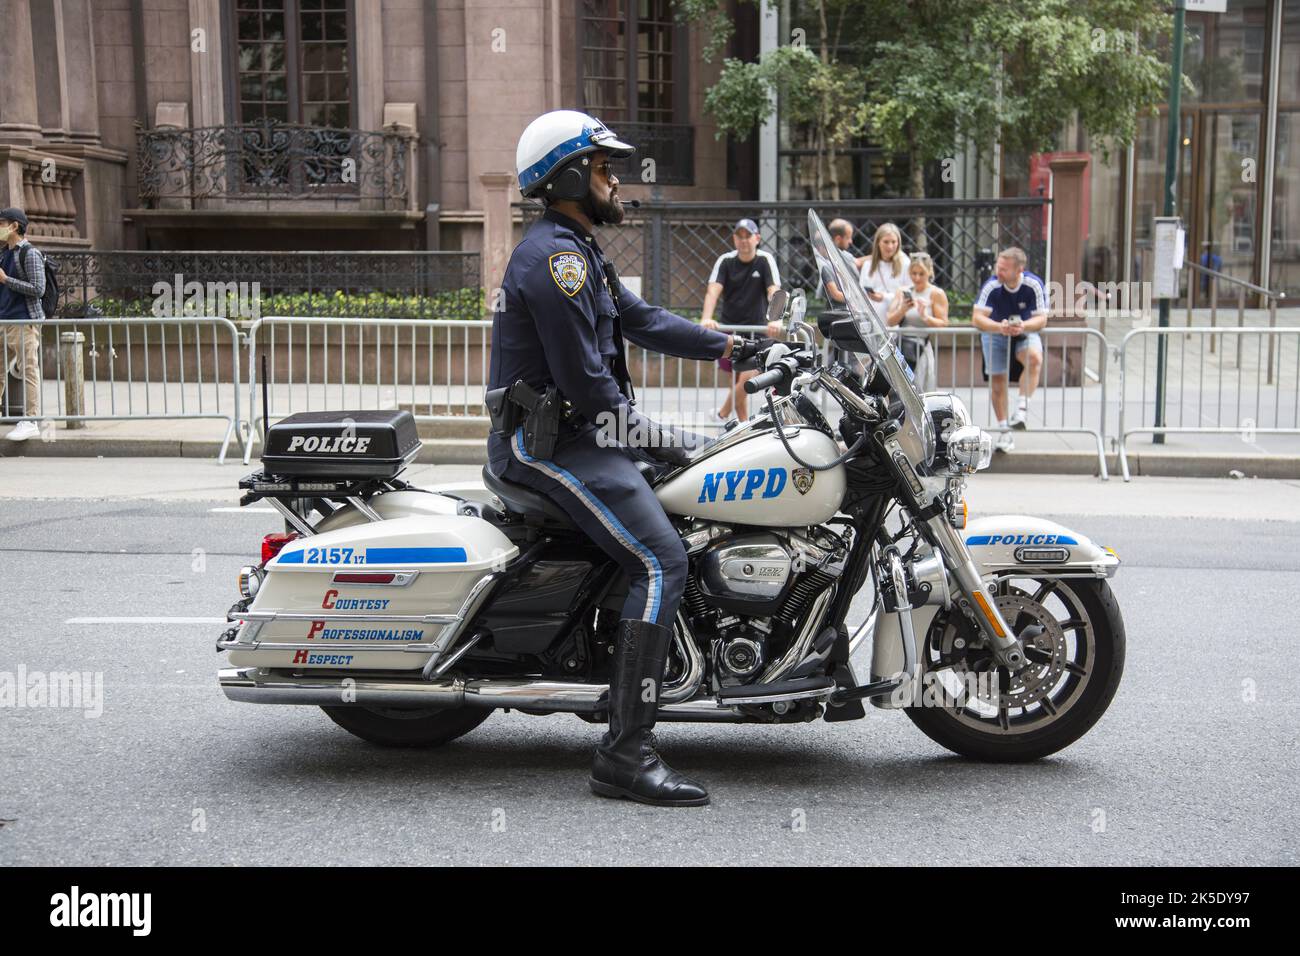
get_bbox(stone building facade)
[1,0,755,255]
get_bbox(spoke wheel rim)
[922,578,1096,736]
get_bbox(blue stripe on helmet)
[519,129,599,191]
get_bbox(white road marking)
[65,617,228,625]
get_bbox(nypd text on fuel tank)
[698,467,788,504]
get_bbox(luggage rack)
[238,471,413,534]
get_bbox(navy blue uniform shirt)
[489,208,730,430]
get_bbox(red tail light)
[261,532,298,564]
[333,572,395,584]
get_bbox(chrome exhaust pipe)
[219,667,747,719]
[220,668,467,708]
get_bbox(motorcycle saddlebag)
[261,409,421,479]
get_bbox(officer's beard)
[582,189,625,227]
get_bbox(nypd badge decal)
[549,252,588,297]
[792,467,814,495]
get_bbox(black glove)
[730,335,766,370]
[631,422,692,469]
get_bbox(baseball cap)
[0,207,28,228]
[733,218,759,235]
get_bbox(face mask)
[0,226,10,241]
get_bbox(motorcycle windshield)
[808,209,933,461]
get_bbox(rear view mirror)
[766,288,789,327]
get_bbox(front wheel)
[321,705,491,747]
[905,577,1125,762]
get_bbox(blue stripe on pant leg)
[511,428,664,623]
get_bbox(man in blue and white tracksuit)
[972,247,1048,452]
[487,110,761,807]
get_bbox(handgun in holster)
[484,379,565,459]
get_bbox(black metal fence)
[523,198,1048,313]
[52,250,482,321]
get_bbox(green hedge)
[78,288,486,321]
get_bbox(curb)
[2,436,1295,479]
[981,449,1300,479]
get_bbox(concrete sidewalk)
[3,408,1298,479]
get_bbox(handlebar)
[744,366,789,394]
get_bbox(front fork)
[922,514,1027,670]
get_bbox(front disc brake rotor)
[937,592,1067,709]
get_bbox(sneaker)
[5,420,40,442]
[1009,405,1028,430]
[995,430,1015,453]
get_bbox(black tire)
[905,578,1125,762]
[320,704,491,747]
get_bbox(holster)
[486,379,565,459]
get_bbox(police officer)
[487,110,760,807]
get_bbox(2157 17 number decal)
[304,547,365,565]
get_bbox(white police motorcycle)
[217,210,1124,761]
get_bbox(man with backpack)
[0,207,50,441]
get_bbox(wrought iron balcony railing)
[137,120,416,210]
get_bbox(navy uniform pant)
[488,425,687,629]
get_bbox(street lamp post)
[1154,0,1186,446]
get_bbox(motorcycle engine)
[683,528,846,688]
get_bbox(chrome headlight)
[923,394,973,473]
[947,425,993,474]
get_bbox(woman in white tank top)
[885,252,949,392]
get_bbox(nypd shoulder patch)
[549,251,588,297]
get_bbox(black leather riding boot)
[589,618,710,807]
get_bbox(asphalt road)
[1,462,1298,866]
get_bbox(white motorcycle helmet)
[516,109,634,201]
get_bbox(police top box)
[261,410,422,479]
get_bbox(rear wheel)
[321,705,491,747]
[905,577,1125,762]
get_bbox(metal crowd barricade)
[1117,326,1300,481]
[244,317,769,464]
[0,315,244,463]
[906,325,1112,479]
[623,322,774,432]
[243,316,495,465]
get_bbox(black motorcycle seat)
[482,466,576,528]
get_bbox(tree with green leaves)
[677,0,1174,203]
